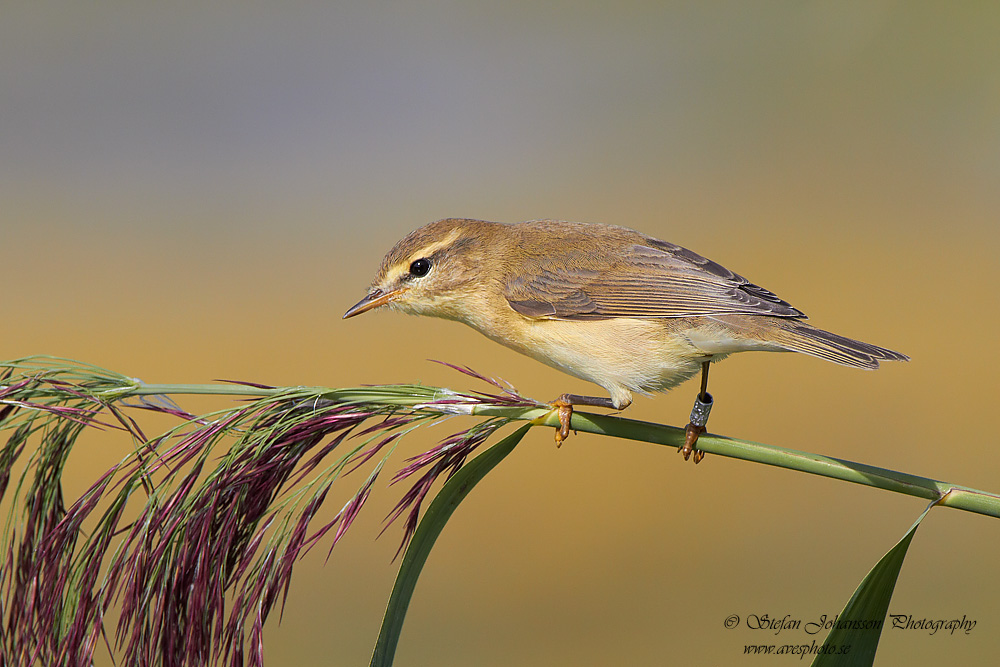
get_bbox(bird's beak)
[343,287,404,319]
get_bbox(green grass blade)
[811,502,936,666]
[370,423,532,667]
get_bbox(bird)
[344,218,908,462]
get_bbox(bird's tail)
[767,321,909,369]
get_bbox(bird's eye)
[409,258,431,277]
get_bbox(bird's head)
[343,218,501,321]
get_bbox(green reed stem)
[472,405,1000,519]
[103,382,1000,520]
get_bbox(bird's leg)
[549,394,618,447]
[680,361,713,464]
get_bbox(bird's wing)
[504,239,806,320]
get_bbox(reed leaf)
[370,423,531,667]
[811,502,935,666]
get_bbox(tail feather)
[770,322,909,369]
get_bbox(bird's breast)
[468,311,712,401]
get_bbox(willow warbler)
[344,218,908,462]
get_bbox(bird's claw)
[680,423,706,464]
[551,401,574,447]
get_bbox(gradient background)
[3,2,999,665]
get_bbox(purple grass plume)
[0,357,537,666]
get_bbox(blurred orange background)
[3,3,999,665]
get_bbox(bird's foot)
[679,423,706,464]
[550,399,574,447]
[547,394,619,447]
[679,391,713,464]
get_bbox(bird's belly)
[478,317,710,405]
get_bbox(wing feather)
[504,237,805,321]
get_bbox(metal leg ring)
[688,392,713,428]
